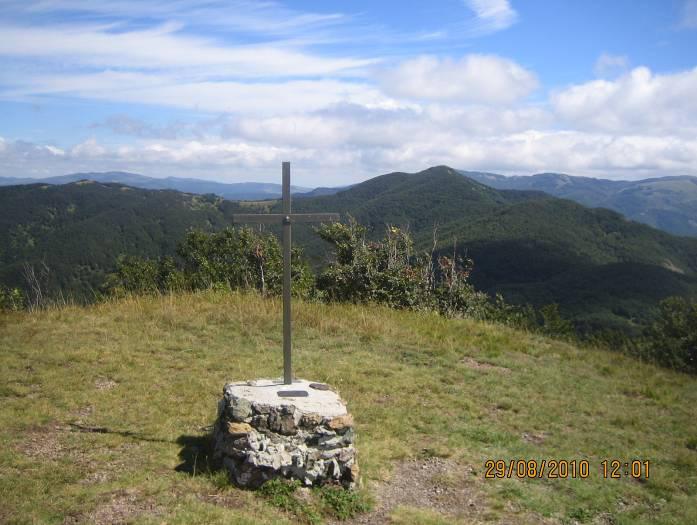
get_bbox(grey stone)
[231,396,253,421]
[252,402,272,414]
[300,412,323,428]
[214,378,358,489]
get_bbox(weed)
[317,485,370,520]
[258,479,321,524]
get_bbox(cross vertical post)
[282,162,292,384]
[232,162,340,391]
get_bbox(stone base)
[213,378,359,489]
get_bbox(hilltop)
[5,168,695,238]
[1,291,695,523]
[290,166,697,333]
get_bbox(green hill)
[290,167,697,333]
[1,292,695,523]
[2,166,697,334]
[462,171,697,238]
[0,181,242,298]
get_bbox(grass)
[0,290,696,524]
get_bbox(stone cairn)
[213,379,359,489]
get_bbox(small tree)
[644,297,697,373]
[316,220,429,308]
[0,286,24,311]
[539,304,575,338]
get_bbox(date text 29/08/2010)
[484,459,650,479]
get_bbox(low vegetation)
[98,222,697,375]
[1,291,695,523]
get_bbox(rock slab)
[214,378,359,489]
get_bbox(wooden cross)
[232,162,339,386]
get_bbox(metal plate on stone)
[277,390,309,397]
[309,383,330,391]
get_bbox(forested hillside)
[0,181,241,298]
[290,167,697,333]
[2,167,697,334]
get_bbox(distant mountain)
[295,185,351,198]
[2,166,696,334]
[460,170,697,238]
[0,172,312,200]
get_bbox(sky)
[1,0,697,186]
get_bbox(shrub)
[318,485,370,520]
[105,227,313,297]
[0,286,24,311]
[643,296,697,374]
[539,304,575,339]
[316,218,528,323]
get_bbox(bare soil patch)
[62,489,163,525]
[461,357,510,374]
[521,431,548,445]
[336,458,483,524]
[94,378,119,391]
[18,423,68,460]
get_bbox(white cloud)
[380,54,538,104]
[0,23,375,76]
[593,53,629,78]
[71,139,106,158]
[1,0,347,37]
[463,0,517,34]
[4,104,697,184]
[552,66,697,134]
[4,70,398,114]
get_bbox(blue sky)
[1,0,696,185]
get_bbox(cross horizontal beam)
[232,213,340,224]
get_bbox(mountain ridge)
[4,168,696,237]
[461,170,697,237]
[0,171,312,200]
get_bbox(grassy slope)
[1,292,696,524]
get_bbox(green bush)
[316,221,428,309]
[643,297,697,373]
[105,227,313,298]
[316,218,531,325]
[539,304,575,339]
[103,220,570,344]
[0,286,24,311]
[318,485,370,520]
